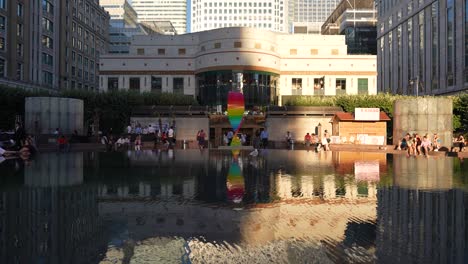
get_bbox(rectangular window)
[17,43,22,57]
[42,18,53,32]
[0,0,5,9]
[17,24,23,37]
[42,35,53,49]
[129,77,140,91]
[310,49,318,55]
[291,78,302,89]
[42,70,53,86]
[254,43,262,49]
[42,0,53,15]
[151,76,162,93]
[214,42,221,48]
[108,77,118,91]
[0,16,5,30]
[331,49,339,55]
[314,78,324,89]
[42,53,53,66]
[173,77,184,94]
[234,41,242,48]
[137,48,144,55]
[16,63,23,80]
[358,78,368,94]
[178,48,186,55]
[336,78,346,90]
[158,48,165,55]
[17,4,23,17]
[0,58,4,77]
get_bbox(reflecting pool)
[0,150,467,263]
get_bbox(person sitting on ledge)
[396,133,410,151]
[452,134,466,152]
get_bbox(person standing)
[304,133,312,148]
[198,129,206,149]
[260,129,269,149]
[134,135,142,151]
[227,130,234,146]
[285,131,293,148]
[168,126,175,146]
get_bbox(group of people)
[101,125,176,151]
[0,122,37,163]
[397,132,468,156]
[396,133,442,156]
[285,130,331,151]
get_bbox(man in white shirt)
[127,125,132,134]
[168,126,175,145]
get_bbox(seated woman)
[432,133,442,151]
[421,136,432,156]
[452,135,466,152]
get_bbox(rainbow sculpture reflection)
[226,91,245,204]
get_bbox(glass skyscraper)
[377,0,468,95]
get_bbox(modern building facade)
[290,0,341,34]
[189,0,289,33]
[322,0,377,55]
[99,27,377,107]
[132,0,187,34]
[102,0,146,54]
[100,0,138,28]
[377,0,468,95]
[0,0,109,91]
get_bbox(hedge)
[284,93,468,132]
[0,87,196,132]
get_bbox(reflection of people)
[285,131,293,148]
[260,129,269,149]
[198,129,206,149]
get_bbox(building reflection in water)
[0,153,106,264]
[3,150,465,262]
[375,155,468,263]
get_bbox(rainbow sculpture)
[227,91,245,134]
[226,91,245,204]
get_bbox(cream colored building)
[99,27,376,106]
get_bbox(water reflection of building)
[0,153,106,263]
[375,155,467,262]
[376,187,467,263]
[0,187,105,263]
[393,155,453,190]
[24,153,84,187]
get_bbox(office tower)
[132,0,187,34]
[0,0,109,91]
[291,0,341,34]
[377,0,468,95]
[190,0,288,33]
[322,0,377,55]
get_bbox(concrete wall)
[265,116,333,142]
[393,98,453,146]
[24,97,84,135]
[130,116,209,141]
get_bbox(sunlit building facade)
[377,0,468,95]
[290,0,341,34]
[99,27,376,107]
[132,0,187,34]
[189,0,289,33]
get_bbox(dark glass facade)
[196,70,279,108]
[345,26,377,55]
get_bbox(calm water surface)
[0,150,467,264]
